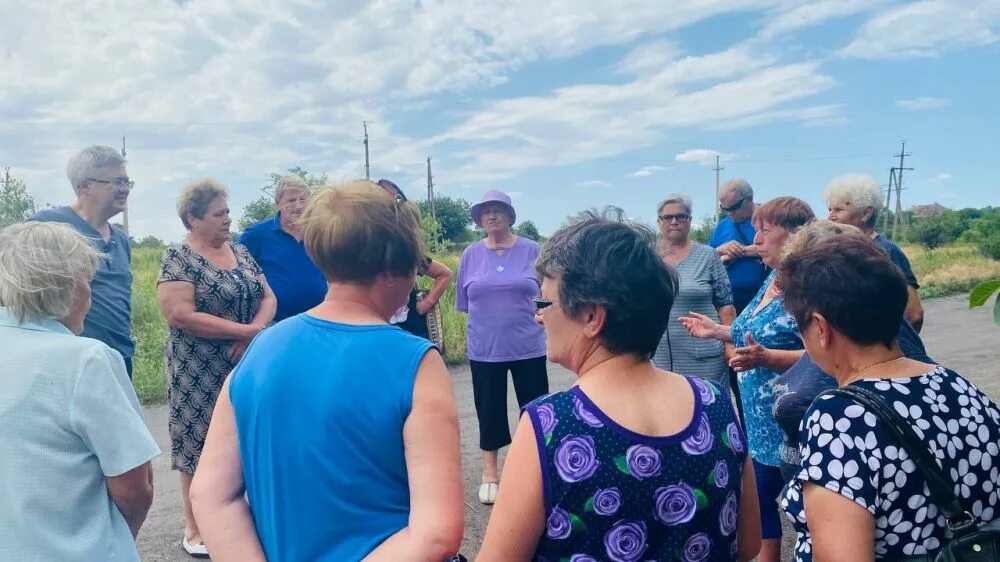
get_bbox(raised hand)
[678,311,721,340]
[728,332,769,372]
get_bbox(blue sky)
[2,0,999,242]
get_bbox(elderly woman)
[824,173,924,331]
[778,233,1000,561]
[477,209,761,562]
[0,222,159,561]
[157,179,276,556]
[240,175,327,323]
[653,193,735,389]
[771,221,934,482]
[190,180,464,561]
[456,189,548,505]
[680,196,814,562]
[376,179,453,343]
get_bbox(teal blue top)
[229,314,435,561]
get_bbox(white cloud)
[760,0,884,39]
[929,173,952,182]
[675,149,736,166]
[842,0,1000,59]
[896,97,951,110]
[629,165,667,178]
[576,180,613,188]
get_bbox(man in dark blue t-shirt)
[29,145,136,376]
[709,179,767,313]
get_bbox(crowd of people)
[0,144,998,562]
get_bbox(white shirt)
[0,307,160,562]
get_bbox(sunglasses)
[534,298,555,312]
[720,198,745,213]
[657,213,691,223]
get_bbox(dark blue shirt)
[708,217,766,291]
[875,233,919,287]
[239,214,326,322]
[28,206,134,359]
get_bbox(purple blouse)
[456,237,546,362]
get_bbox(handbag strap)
[821,385,979,535]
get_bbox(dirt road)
[137,294,999,561]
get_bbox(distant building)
[909,203,948,217]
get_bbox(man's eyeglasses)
[657,213,691,223]
[720,198,745,213]
[534,298,556,312]
[86,177,134,189]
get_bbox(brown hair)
[300,180,423,284]
[752,196,815,231]
[177,179,228,230]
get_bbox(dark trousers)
[470,356,549,451]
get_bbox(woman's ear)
[812,312,832,349]
[582,305,606,339]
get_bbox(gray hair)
[782,219,863,262]
[721,178,754,201]
[66,146,126,191]
[0,222,101,324]
[177,179,228,230]
[823,174,884,227]
[274,175,310,203]
[656,193,693,216]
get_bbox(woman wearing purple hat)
[457,189,548,505]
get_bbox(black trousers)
[470,356,549,451]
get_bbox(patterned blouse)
[729,270,802,467]
[525,378,748,562]
[781,367,1000,560]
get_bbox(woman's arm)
[728,333,804,373]
[803,483,876,562]
[364,350,464,561]
[158,281,263,341]
[248,275,277,330]
[107,463,155,538]
[417,259,452,315]
[678,312,734,344]
[736,456,762,562]
[476,413,546,561]
[190,376,267,562]
[455,252,469,313]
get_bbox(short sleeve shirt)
[709,217,766,291]
[0,307,160,561]
[875,234,919,288]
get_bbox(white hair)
[657,193,693,216]
[721,178,754,200]
[823,174,884,227]
[66,145,126,191]
[0,222,102,324]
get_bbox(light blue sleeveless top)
[229,314,435,561]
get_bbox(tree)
[515,220,541,241]
[909,210,969,249]
[0,172,37,228]
[417,196,472,242]
[135,235,166,249]
[690,215,718,244]
[237,167,329,232]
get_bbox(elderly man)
[30,145,137,377]
[824,173,925,331]
[239,175,327,322]
[709,179,767,313]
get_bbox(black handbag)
[822,385,1000,561]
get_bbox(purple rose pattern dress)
[524,378,748,562]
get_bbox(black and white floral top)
[781,366,1000,561]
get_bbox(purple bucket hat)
[470,190,517,226]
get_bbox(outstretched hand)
[678,312,720,340]
[728,332,769,372]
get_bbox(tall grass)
[902,244,1000,299]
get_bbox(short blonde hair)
[301,180,423,283]
[0,222,101,324]
[274,175,310,203]
[177,179,228,230]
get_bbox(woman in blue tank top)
[189,181,464,561]
[477,209,762,562]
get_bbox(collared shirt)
[239,213,327,322]
[708,216,767,291]
[0,307,160,562]
[29,206,135,359]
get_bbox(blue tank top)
[525,378,748,562]
[228,314,435,561]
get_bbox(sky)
[2,0,1000,243]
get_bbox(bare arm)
[736,457,762,562]
[190,376,267,562]
[803,482,875,562]
[678,312,734,344]
[904,285,924,332]
[476,414,546,562]
[417,259,453,315]
[157,281,262,341]
[250,276,277,328]
[364,350,464,561]
[718,306,737,360]
[106,462,155,539]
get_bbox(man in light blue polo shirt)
[240,175,327,322]
[30,145,136,377]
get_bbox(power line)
[713,155,725,222]
[891,141,913,240]
[426,156,436,220]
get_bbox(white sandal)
[182,537,209,558]
[478,481,498,505]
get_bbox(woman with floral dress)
[680,197,814,562]
[477,209,761,562]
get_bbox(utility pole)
[3,165,10,191]
[882,168,896,233]
[426,156,436,220]
[362,121,371,180]
[121,136,129,236]
[891,141,913,240]
[713,155,725,221]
